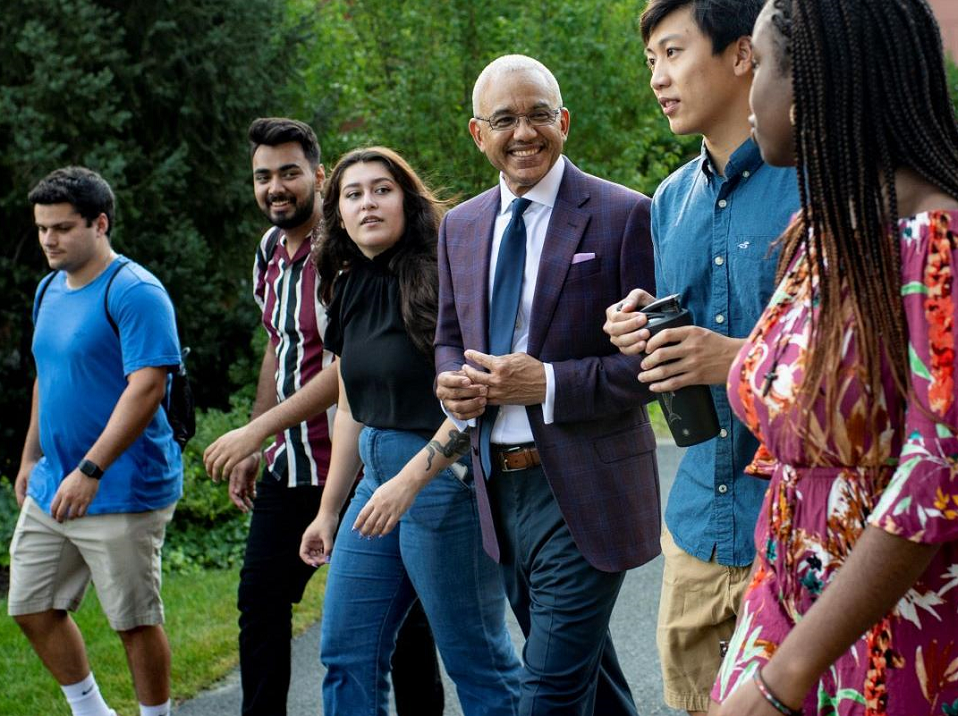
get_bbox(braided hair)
[769,0,958,444]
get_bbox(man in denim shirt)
[604,0,798,713]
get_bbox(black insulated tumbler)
[640,294,720,447]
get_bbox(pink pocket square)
[571,252,596,264]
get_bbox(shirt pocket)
[728,235,779,327]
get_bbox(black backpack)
[35,259,196,451]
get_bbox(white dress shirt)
[448,156,565,443]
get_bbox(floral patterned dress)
[711,211,958,715]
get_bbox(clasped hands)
[603,288,742,391]
[436,349,546,421]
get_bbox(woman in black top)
[299,147,520,716]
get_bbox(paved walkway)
[178,444,686,716]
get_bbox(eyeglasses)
[473,108,562,132]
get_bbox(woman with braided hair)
[710,0,958,714]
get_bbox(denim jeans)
[321,427,521,716]
[238,475,443,716]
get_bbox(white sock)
[140,700,172,716]
[61,673,113,716]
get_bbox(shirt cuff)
[440,401,476,432]
[542,362,556,425]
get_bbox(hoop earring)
[789,104,797,127]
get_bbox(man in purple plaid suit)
[435,54,660,716]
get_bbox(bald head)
[471,55,563,116]
[467,55,570,197]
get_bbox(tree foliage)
[0,0,295,471]
[28,0,940,474]
[288,0,697,199]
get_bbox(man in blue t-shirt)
[9,167,182,716]
[604,1,799,713]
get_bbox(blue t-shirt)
[29,256,184,515]
[652,138,798,566]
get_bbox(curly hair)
[312,147,448,357]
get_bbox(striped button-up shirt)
[253,227,333,486]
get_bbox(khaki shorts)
[8,496,176,631]
[656,525,751,713]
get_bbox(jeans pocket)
[445,461,473,489]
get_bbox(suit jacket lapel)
[469,189,500,355]
[528,163,590,356]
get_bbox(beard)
[264,190,315,230]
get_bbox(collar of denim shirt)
[697,137,765,184]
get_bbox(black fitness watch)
[77,459,104,480]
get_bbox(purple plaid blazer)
[435,160,661,573]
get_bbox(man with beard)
[204,118,443,716]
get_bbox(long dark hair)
[769,0,958,442]
[313,147,447,356]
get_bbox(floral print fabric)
[712,211,958,715]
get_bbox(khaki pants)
[656,525,751,712]
[8,496,175,631]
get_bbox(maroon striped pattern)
[253,229,332,486]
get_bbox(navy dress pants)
[488,464,639,716]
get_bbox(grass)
[0,567,326,716]
[0,404,665,716]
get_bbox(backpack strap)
[34,259,132,336]
[33,271,59,323]
[103,259,132,337]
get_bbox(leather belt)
[491,443,541,473]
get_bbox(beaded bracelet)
[753,669,802,716]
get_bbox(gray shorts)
[7,496,176,631]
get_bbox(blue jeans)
[321,427,521,716]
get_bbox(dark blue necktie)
[480,197,532,477]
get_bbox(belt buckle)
[498,444,527,473]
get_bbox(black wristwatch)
[77,459,104,480]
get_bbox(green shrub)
[162,399,258,573]
[176,403,253,524]
[0,404,258,576]
[0,478,17,568]
[646,402,670,440]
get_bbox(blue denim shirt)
[653,139,798,566]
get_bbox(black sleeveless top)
[323,250,445,437]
